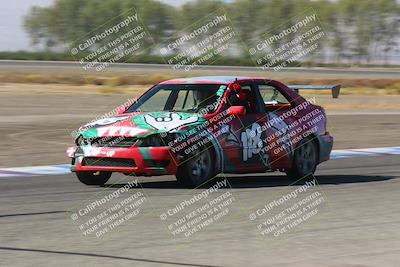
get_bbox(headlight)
[74,135,88,146]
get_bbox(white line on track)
[0,146,399,178]
[330,146,400,159]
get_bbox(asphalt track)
[1,155,399,267]
[1,60,400,78]
[1,60,399,266]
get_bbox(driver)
[193,90,216,109]
[227,83,252,112]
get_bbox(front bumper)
[67,146,178,176]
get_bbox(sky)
[0,0,188,51]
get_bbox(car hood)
[77,111,205,139]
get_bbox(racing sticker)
[143,113,199,131]
[81,116,129,130]
[82,146,115,157]
[220,124,239,145]
[268,112,292,154]
[96,126,148,137]
[241,123,263,161]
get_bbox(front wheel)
[76,171,111,186]
[286,137,318,180]
[176,146,215,187]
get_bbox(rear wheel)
[286,137,317,180]
[76,171,111,186]
[176,146,215,187]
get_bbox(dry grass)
[0,73,399,94]
[1,71,400,97]
[310,95,400,111]
[0,83,149,95]
[282,78,400,89]
[0,72,179,86]
[300,87,400,96]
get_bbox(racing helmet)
[193,90,214,106]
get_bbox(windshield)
[125,84,227,113]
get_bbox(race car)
[67,76,340,187]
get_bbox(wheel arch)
[306,133,321,164]
[201,132,223,174]
[291,133,320,164]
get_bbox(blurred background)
[0,0,399,66]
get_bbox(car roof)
[159,76,265,85]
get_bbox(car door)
[219,82,269,173]
[256,81,297,170]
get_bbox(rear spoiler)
[287,84,341,98]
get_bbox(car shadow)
[223,174,394,188]
[104,174,395,189]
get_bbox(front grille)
[139,134,176,147]
[90,137,138,148]
[146,160,170,168]
[82,157,136,167]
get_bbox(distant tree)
[23,0,400,65]
[24,6,57,49]
[228,0,265,41]
[337,0,399,64]
[24,0,174,53]
[370,0,400,64]
[174,0,226,31]
[122,0,175,51]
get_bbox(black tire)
[286,137,318,181]
[76,171,112,186]
[176,146,215,187]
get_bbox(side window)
[226,85,258,113]
[240,85,257,113]
[175,90,195,110]
[226,85,252,107]
[259,85,290,105]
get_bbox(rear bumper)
[67,146,178,176]
[317,132,334,163]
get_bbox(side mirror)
[231,83,242,93]
[227,106,246,116]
